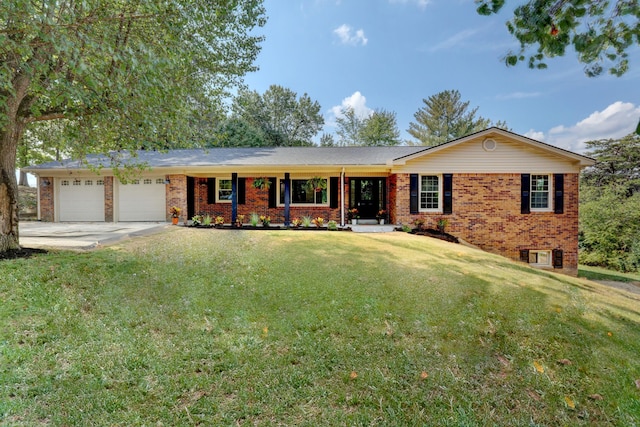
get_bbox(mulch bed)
[410,228,459,244]
[0,247,48,261]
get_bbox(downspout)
[340,168,345,226]
[36,175,41,221]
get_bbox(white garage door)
[58,178,105,222]
[118,177,166,221]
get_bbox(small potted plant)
[235,214,245,228]
[306,176,326,193]
[348,208,359,224]
[327,220,338,231]
[169,206,181,225]
[291,217,302,228]
[252,177,271,190]
[312,217,324,228]
[259,215,271,227]
[202,214,213,227]
[376,209,387,225]
[214,215,225,227]
[301,216,312,228]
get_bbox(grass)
[2,229,640,426]
[579,264,640,283]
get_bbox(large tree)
[580,133,640,271]
[0,0,265,251]
[232,85,324,146]
[334,107,401,146]
[476,0,640,77]
[407,90,506,146]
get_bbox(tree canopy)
[580,133,640,271]
[333,107,401,146]
[0,0,266,251]
[231,85,324,147]
[476,0,640,77]
[407,90,507,146]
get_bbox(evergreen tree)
[407,90,492,146]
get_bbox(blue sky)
[243,0,640,153]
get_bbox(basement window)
[529,250,551,266]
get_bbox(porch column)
[284,173,290,226]
[231,172,238,224]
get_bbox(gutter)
[341,167,345,226]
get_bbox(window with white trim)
[61,180,69,186]
[144,178,152,185]
[217,179,232,202]
[73,179,81,186]
[156,178,165,184]
[531,174,550,210]
[529,250,551,266]
[85,180,93,186]
[420,175,441,211]
[96,179,104,186]
[279,178,328,205]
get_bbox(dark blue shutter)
[268,177,277,209]
[554,174,564,214]
[410,174,419,214]
[207,178,216,204]
[521,174,530,214]
[443,174,453,215]
[552,249,563,269]
[330,177,339,209]
[237,178,246,204]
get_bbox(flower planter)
[172,217,179,225]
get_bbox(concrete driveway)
[19,222,170,250]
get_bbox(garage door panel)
[58,178,105,222]
[118,178,166,221]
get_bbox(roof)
[25,128,596,172]
[25,146,427,170]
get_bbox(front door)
[350,178,386,219]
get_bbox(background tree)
[334,107,401,146]
[407,90,507,146]
[210,118,266,147]
[579,133,640,272]
[359,109,401,146]
[0,0,265,251]
[476,0,639,77]
[232,85,324,146]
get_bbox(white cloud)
[388,0,431,9]
[427,28,479,52]
[327,91,374,126]
[333,24,368,46]
[525,101,640,153]
[496,92,541,100]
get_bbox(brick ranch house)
[26,128,594,274]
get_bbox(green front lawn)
[2,229,639,425]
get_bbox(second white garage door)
[117,178,167,221]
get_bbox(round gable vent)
[482,138,497,151]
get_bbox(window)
[420,175,440,211]
[143,178,152,185]
[73,179,81,186]
[61,180,69,186]
[96,179,104,186]
[279,178,327,205]
[218,179,232,202]
[131,179,140,185]
[156,178,165,184]
[531,174,550,210]
[529,250,551,266]
[85,180,93,186]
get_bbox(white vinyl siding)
[398,135,582,174]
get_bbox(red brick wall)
[189,177,347,224]
[166,174,187,222]
[392,173,580,274]
[104,177,113,222]
[39,177,54,222]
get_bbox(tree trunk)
[18,170,30,187]
[0,141,21,252]
[0,115,25,253]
